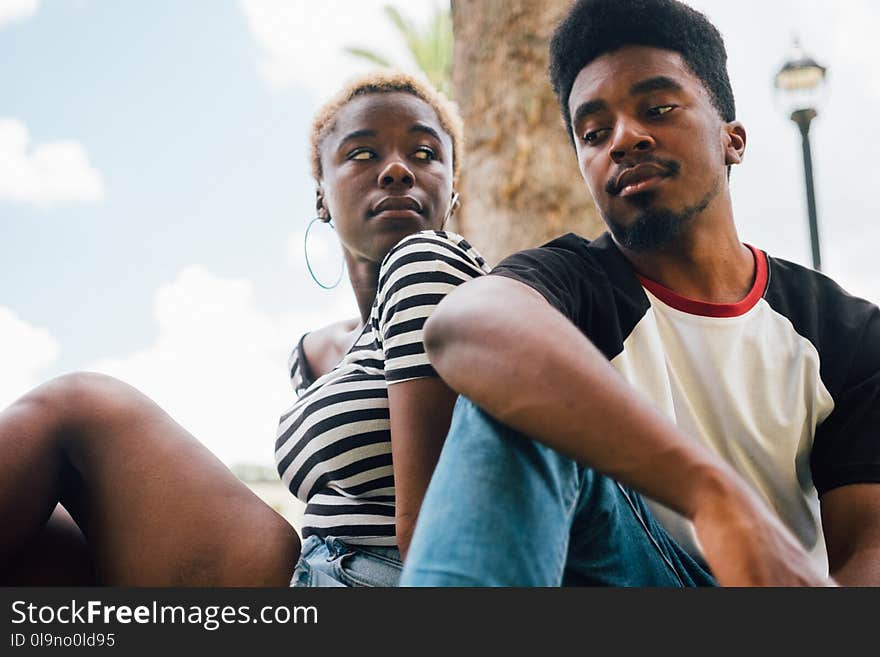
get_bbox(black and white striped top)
[275,231,490,546]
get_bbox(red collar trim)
[636,245,767,318]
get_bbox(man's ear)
[316,185,330,221]
[724,121,747,166]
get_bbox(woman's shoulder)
[305,317,360,348]
[373,231,491,333]
[291,318,360,391]
[379,230,491,278]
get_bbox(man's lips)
[370,195,423,216]
[613,163,674,197]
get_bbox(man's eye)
[582,129,608,145]
[648,105,675,117]
[348,149,374,160]
[413,147,436,160]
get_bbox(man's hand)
[693,476,835,586]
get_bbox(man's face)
[567,46,744,251]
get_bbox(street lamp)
[774,38,828,271]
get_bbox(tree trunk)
[449,0,603,266]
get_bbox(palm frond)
[344,46,393,68]
[342,3,454,97]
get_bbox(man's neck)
[617,220,756,305]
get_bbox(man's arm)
[424,275,829,586]
[821,484,880,585]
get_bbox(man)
[400,0,880,586]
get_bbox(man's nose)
[609,120,656,163]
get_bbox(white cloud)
[238,0,436,102]
[0,0,39,28]
[0,305,60,410]
[87,266,350,467]
[0,118,106,208]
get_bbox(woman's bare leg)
[0,372,300,586]
[2,505,96,585]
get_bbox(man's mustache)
[605,156,681,195]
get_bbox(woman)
[0,70,488,587]
[280,71,489,586]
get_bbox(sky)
[1,0,878,468]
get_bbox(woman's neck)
[344,250,381,324]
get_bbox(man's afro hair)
[549,0,736,137]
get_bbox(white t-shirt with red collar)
[492,232,880,575]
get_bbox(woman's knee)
[1,373,98,446]
[18,372,127,414]
[6,372,158,453]
[46,371,159,427]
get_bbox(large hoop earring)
[304,216,344,289]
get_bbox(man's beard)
[605,184,717,253]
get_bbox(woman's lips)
[370,195,423,216]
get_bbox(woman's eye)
[348,149,374,161]
[648,105,675,117]
[413,147,436,160]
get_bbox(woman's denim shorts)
[291,535,403,587]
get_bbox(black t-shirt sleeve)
[811,301,880,495]
[490,241,598,325]
[489,233,648,363]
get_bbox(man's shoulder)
[537,231,616,256]
[763,252,880,373]
[489,231,646,335]
[498,231,623,273]
[764,252,878,319]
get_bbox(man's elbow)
[426,276,524,376]
[424,287,473,376]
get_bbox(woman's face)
[317,91,455,264]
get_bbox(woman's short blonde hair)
[310,69,464,185]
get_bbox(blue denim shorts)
[291,535,403,587]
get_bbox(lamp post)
[775,39,827,271]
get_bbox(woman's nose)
[378,160,415,189]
